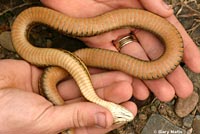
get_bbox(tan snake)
[11,7,183,133]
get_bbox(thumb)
[40,102,113,133]
[139,0,173,17]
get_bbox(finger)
[120,37,175,102]
[145,79,175,101]
[120,37,149,60]
[119,41,151,100]
[58,71,133,101]
[167,66,193,98]
[134,29,193,100]
[132,30,164,59]
[71,101,137,134]
[87,67,106,75]
[62,81,133,104]
[132,78,150,100]
[39,102,113,133]
[120,101,137,115]
[95,81,133,103]
[167,15,200,73]
[139,0,173,17]
[132,30,175,101]
[64,81,133,104]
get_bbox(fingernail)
[95,113,107,128]
[162,1,171,10]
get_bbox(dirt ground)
[0,0,199,134]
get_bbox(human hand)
[0,59,136,134]
[41,0,200,102]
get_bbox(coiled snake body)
[11,7,183,133]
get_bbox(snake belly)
[11,7,183,133]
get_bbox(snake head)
[108,102,134,125]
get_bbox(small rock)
[150,105,157,112]
[183,115,194,128]
[139,113,147,120]
[141,114,186,134]
[175,92,199,118]
[192,115,200,134]
[0,31,15,52]
[158,103,168,115]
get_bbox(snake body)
[11,7,183,133]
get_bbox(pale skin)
[0,0,200,134]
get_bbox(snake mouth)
[108,103,134,125]
[113,111,134,125]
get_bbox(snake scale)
[11,7,183,134]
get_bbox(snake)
[11,7,183,134]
